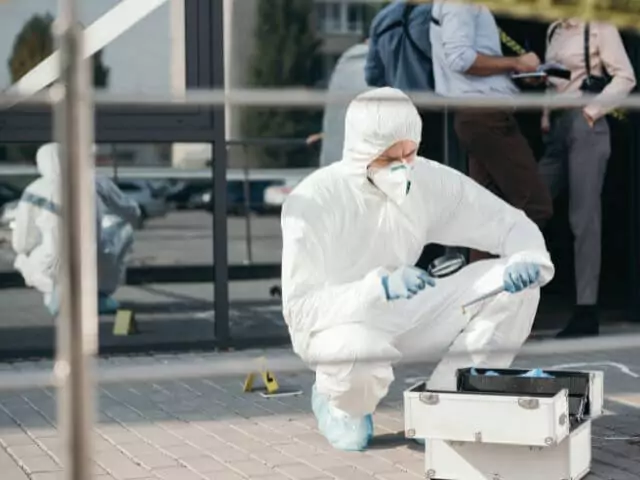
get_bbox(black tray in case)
[456,368,592,420]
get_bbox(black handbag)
[580,23,612,93]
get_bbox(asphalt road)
[0,210,283,271]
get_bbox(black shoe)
[556,306,600,338]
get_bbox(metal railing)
[227,137,312,264]
[0,138,313,290]
[4,2,640,477]
[54,2,96,478]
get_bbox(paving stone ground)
[0,347,639,479]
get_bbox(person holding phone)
[539,19,636,338]
[429,1,554,263]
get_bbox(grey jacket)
[319,42,371,167]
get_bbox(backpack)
[371,3,435,90]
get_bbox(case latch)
[419,393,440,405]
[517,398,540,410]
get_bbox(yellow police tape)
[499,29,526,56]
[414,0,640,31]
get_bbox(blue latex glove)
[520,368,554,378]
[382,266,435,301]
[503,262,541,293]
[311,385,373,451]
[470,368,500,376]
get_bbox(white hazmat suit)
[281,88,555,451]
[13,143,140,315]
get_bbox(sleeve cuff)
[363,268,390,303]
[448,50,478,73]
[507,251,555,287]
[583,105,604,122]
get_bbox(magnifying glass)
[427,252,467,279]
[427,253,505,314]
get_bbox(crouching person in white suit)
[12,143,140,317]
[280,87,555,452]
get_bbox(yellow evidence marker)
[243,357,303,398]
[113,309,139,336]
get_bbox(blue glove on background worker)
[503,262,541,293]
[382,266,435,300]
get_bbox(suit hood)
[340,87,422,179]
[36,143,61,180]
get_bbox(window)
[0,0,222,143]
[315,2,365,35]
[347,4,364,34]
[316,2,341,33]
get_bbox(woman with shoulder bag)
[539,19,636,338]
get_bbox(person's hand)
[503,263,541,293]
[583,110,595,128]
[541,115,550,134]
[513,52,540,74]
[382,266,435,301]
[306,133,323,145]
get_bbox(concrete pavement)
[0,348,639,479]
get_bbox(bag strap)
[584,22,591,77]
[375,3,417,37]
[401,3,431,63]
[547,22,561,45]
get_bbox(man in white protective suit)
[12,143,141,317]
[280,87,555,452]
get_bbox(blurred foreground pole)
[54,0,98,479]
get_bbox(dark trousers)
[454,108,553,262]
[417,109,444,162]
[415,109,446,271]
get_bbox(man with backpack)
[429,1,553,262]
[365,1,442,162]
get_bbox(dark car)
[166,181,212,210]
[203,180,281,215]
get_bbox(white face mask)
[369,162,413,204]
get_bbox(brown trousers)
[454,109,553,262]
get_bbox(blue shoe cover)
[311,385,372,452]
[98,294,120,314]
[520,368,554,378]
[365,414,374,444]
[46,297,60,317]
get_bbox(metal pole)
[211,0,230,346]
[242,145,253,264]
[113,145,119,182]
[54,1,98,480]
[443,106,450,168]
